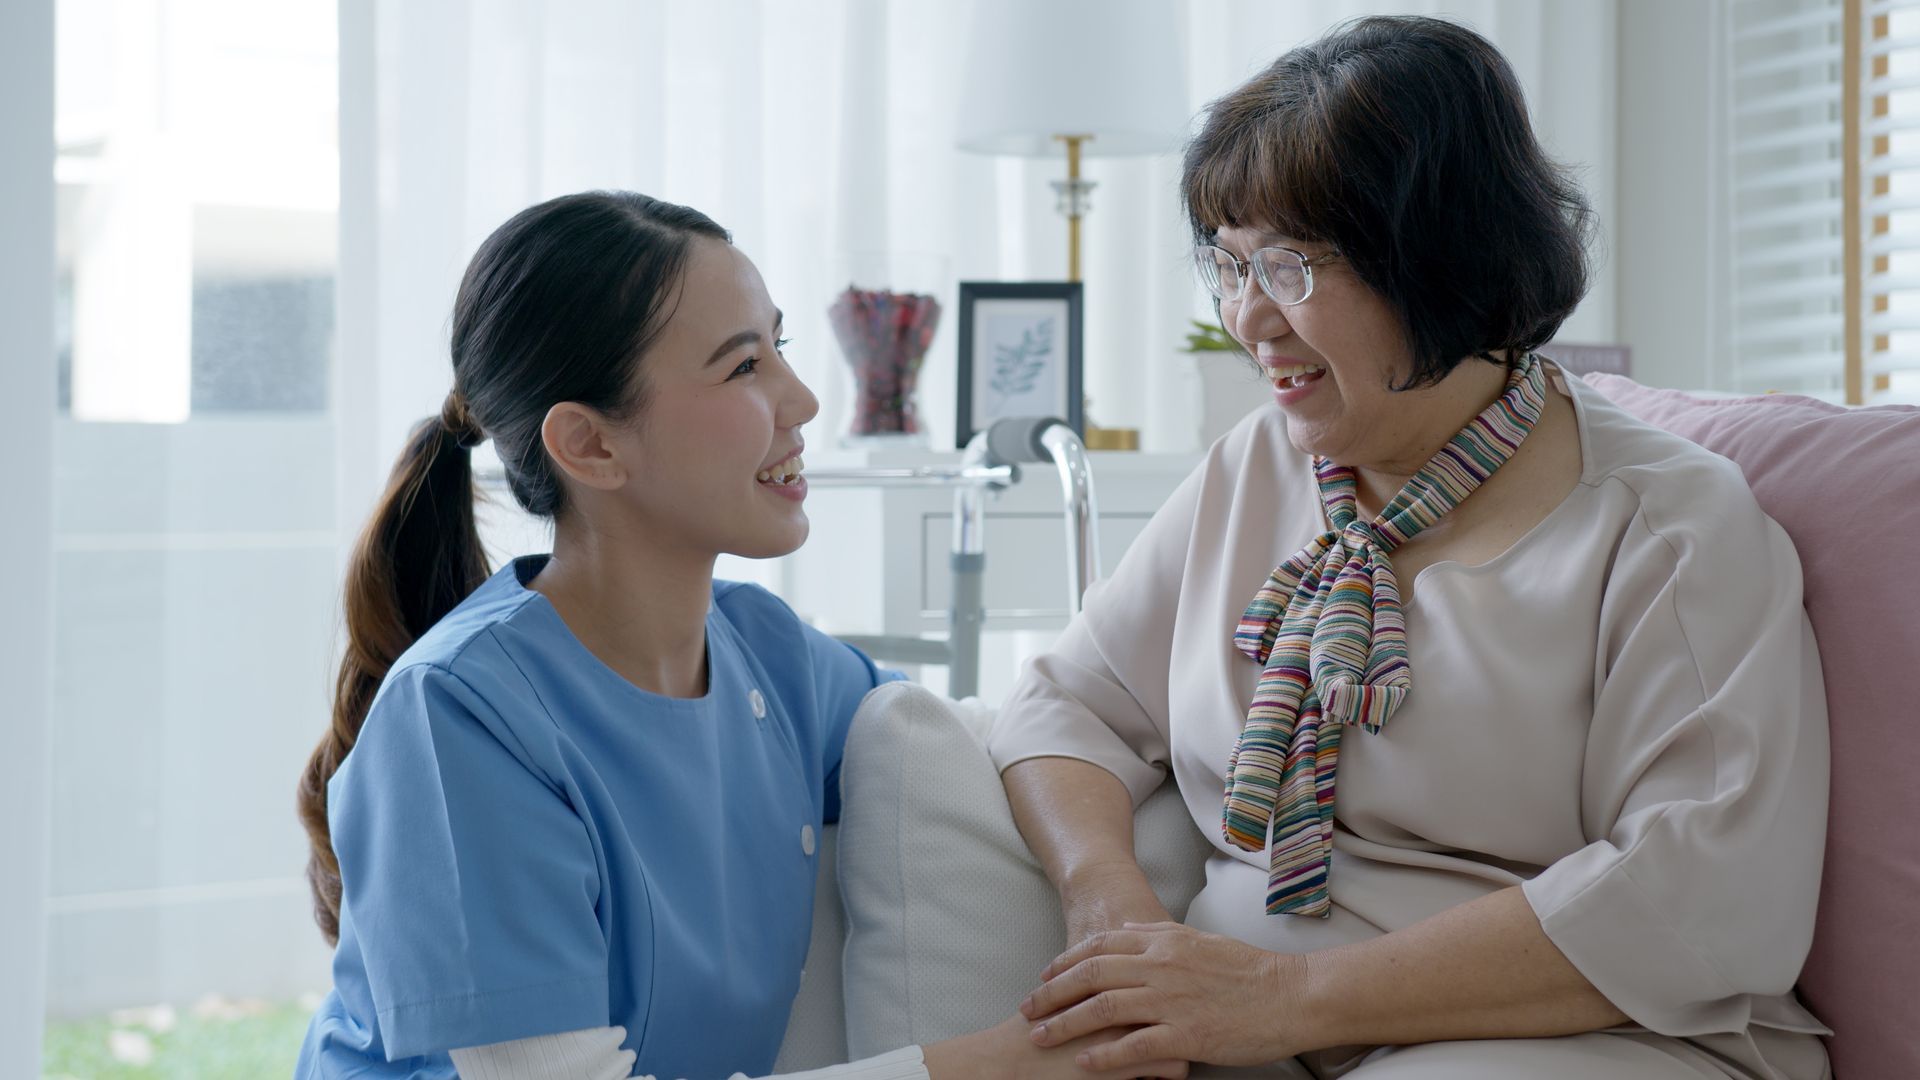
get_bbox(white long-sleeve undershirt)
[448,1026,927,1080]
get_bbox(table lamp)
[955,0,1190,448]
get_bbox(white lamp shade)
[956,0,1191,158]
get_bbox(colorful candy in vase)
[829,285,941,442]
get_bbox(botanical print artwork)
[989,315,1053,410]
[980,310,1063,416]
[956,285,1080,445]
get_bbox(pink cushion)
[1584,374,1920,1079]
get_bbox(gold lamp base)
[1082,424,1139,451]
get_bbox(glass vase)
[828,253,946,447]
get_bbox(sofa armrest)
[832,683,1211,1059]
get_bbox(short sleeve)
[329,661,611,1060]
[984,460,1206,805]
[806,624,905,823]
[1522,474,1831,1037]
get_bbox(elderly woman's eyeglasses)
[1193,244,1341,307]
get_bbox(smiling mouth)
[757,453,804,486]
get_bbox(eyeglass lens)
[1195,246,1309,305]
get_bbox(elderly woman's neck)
[1350,357,1514,519]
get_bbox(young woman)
[292,192,1185,1080]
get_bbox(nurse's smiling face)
[550,237,819,562]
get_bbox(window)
[55,0,337,421]
[1724,0,1920,403]
[1866,0,1920,401]
[45,1,339,1075]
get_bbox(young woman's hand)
[922,1014,1188,1080]
[1019,922,1311,1071]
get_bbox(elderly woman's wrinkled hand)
[1019,921,1311,1071]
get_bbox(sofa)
[773,377,1920,1079]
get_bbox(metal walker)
[798,416,1100,700]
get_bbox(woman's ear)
[540,402,628,492]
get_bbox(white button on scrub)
[801,824,816,856]
[748,688,766,718]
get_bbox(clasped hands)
[1017,920,1314,1075]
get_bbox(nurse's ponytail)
[296,191,729,944]
[296,406,488,944]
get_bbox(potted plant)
[1181,318,1271,444]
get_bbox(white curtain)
[1,0,54,1073]
[337,0,1618,535]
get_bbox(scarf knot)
[1222,355,1549,917]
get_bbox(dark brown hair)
[296,191,729,943]
[1182,15,1592,389]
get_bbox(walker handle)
[982,416,1100,613]
[984,416,1069,466]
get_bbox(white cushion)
[834,683,1211,1058]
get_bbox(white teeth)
[1266,363,1325,381]
[758,453,805,485]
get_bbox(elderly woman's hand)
[1019,921,1312,1071]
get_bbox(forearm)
[1000,756,1141,889]
[1295,886,1628,1050]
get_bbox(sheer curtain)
[2,2,55,1075]
[337,0,1013,532]
[336,0,1619,542]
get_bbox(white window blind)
[1867,0,1920,401]
[1725,0,1849,399]
[1726,0,1920,403]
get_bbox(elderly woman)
[989,16,1830,1080]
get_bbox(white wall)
[0,0,56,1070]
[1616,0,1719,389]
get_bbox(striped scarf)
[1222,354,1548,917]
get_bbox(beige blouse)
[987,373,1832,1079]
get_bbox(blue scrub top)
[297,556,902,1079]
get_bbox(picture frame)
[954,281,1084,449]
